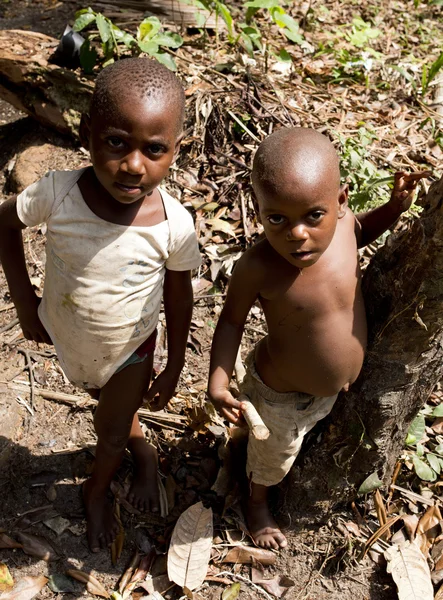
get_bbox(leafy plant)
[73,7,183,71]
[390,51,443,98]
[186,0,303,58]
[405,409,443,482]
[335,127,391,212]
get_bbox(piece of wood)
[238,394,270,441]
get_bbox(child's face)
[255,178,347,269]
[84,96,181,204]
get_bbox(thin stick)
[238,394,270,440]
[0,303,14,313]
[0,318,19,335]
[215,572,274,600]
[19,349,35,411]
[1,381,187,425]
[227,110,260,143]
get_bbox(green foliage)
[187,0,303,58]
[405,407,443,483]
[72,7,183,71]
[335,127,391,212]
[345,17,381,48]
[390,51,443,98]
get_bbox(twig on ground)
[0,318,19,335]
[0,304,15,313]
[1,381,187,427]
[19,349,35,411]
[390,483,435,506]
[214,571,274,600]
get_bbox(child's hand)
[390,171,431,213]
[17,297,52,344]
[144,366,180,411]
[209,388,244,426]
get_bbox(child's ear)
[79,114,91,150]
[337,184,348,218]
[173,132,184,163]
[251,193,262,223]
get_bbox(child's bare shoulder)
[231,238,274,291]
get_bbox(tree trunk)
[285,177,443,515]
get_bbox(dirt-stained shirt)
[17,169,201,389]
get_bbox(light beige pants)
[242,352,338,487]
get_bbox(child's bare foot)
[126,439,160,513]
[246,497,287,549]
[82,479,120,552]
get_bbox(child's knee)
[93,412,129,453]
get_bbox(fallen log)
[0,30,93,136]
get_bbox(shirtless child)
[0,58,201,551]
[208,127,429,549]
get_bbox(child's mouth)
[115,182,143,194]
[290,251,315,262]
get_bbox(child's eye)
[309,211,324,222]
[267,215,286,225]
[148,144,166,155]
[107,137,124,149]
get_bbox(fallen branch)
[0,381,187,427]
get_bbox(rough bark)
[285,177,443,516]
[0,30,93,136]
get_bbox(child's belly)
[255,310,367,396]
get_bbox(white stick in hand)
[239,393,270,440]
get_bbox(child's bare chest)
[259,246,361,328]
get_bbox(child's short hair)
[90,57,185,133]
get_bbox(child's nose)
[287,224,308,241]
[121,150,145,175]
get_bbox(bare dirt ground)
[2,0,441,599]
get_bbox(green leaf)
[152,51,177,71]
[195,12,207,27]
[406,414,426,445]
[73,9,96,32]
[96,13,112,43]
[154,32,183,49]
[427,453,441,474]
[79,38,97,73]
[416,442,424,457]
[112,26,136,48]
[277,48,292,62]
[434,444,443,455]
[432,404,443,417]
[137,40,160,55]
[358,471,382,495]
[215,2,235,38]
[138,16,161,41]
[222,583,241,600]
[282,28,304,45]
[428,51,443,86]
[244,0,281,8]
[412,454,437,481]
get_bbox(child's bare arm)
[145,268,193,410]
[0,197,51,343]
[355,171,431,248]
[208,252,261,425]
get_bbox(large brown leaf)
[167,501,213,591]
[0,575,47,600]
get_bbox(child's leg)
[83,357,155,552]
[247,482,288,550]
[126,413,159,512]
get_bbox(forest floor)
[0,1,442,599]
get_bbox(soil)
[0,2,400,599]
